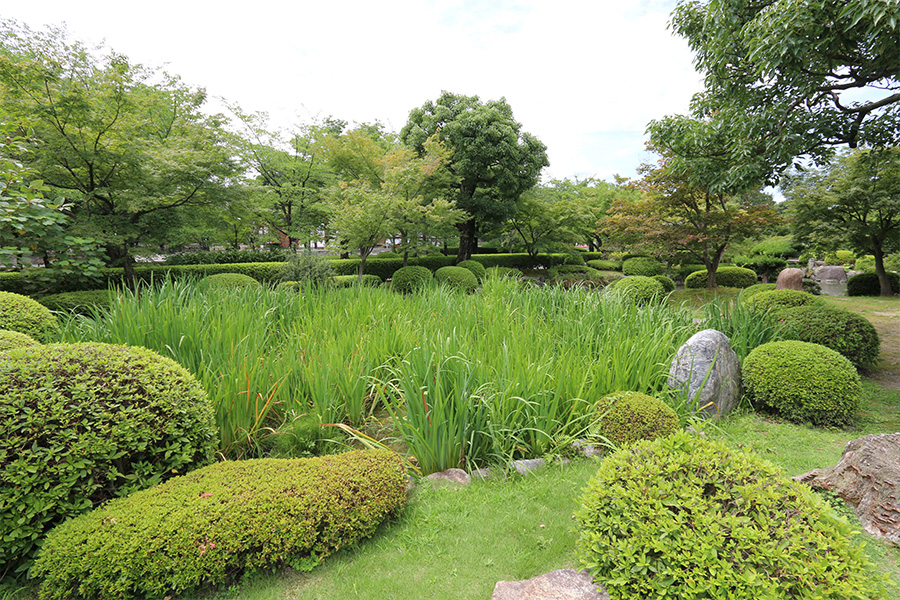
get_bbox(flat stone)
[425,468,470,485]
[667,329,741,419]
[491,569,609,600]
[510,458,546,474]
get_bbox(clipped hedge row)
[37,290,115,316]
[33,450,407,600]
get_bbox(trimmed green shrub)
[37,289,114,316]
[651,274,675,293]
[484,266,521,279]
[561,252,586,265]
[607,276,665,304]
[778,305,880,371]
[457,259,486,282]
[595,391,678,447]
[854,254,875,272]
[743,340,861,426]
[586,259,622,271]
[199,272,263,289]
[671,263,706,281]
[0,291,58,342]
[331,274,382,288]
[0,343,217,576]
[391,265,433,294]
[575,431,886,600]
[259,414,343,458]
[847,271,900,296]
[684,266,757,289]
[738,283,776,304]
[279,250,336,287]
[748,289,823,313]
[0,329,40,351]
[165,248,289,265]
[33,450,407,600]
[546,265,602,281]
[434,266,478,293]
[622,256,662,277]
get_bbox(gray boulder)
[776,267,805,290]
[492,569,608,600]
[816,265,848,281]
[425,468,471,486]
[667,329,741,419]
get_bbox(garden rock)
[817,265,848,281]
[510,458,546,474]
[794,433,900,546]
[776,268,804,290]
[491,569,609,600]
[667,329,741,419]
[425,468,470,486]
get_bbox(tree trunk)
[457,218,477,262]
[872,244,893,297]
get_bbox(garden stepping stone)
[667,329,741,419]
[491,569,609,600]
[794,433,900,546]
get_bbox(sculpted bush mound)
[0,291,58,342]
[595,391,678,447]
[0,343,218,576]
[778,305,880,371]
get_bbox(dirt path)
[825,297,900,391]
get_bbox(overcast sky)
[3,0,704,182]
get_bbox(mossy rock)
[199,272,263,289]
[747,289,823,313]
[778,305,880,371]
[0,343,218,576]
[607,275,665,304]
[742,340,861,426]
[434,266,478,293]
[574,431,887,600]
[33,450,407,600]
[391,265,433,294]
[595,391,678,447]
[0,291,58,342]
[456,259,486,282]
[685,266,757,289]
[0,329,40,351]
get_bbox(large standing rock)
[794,433,900,546]
[776,267,805,290]
[492,569,608,600]
[667,329,741,419]
[816,265,848,281]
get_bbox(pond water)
[818,280,847,296]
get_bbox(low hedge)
[684,266,757,289]
[199,272,264,289]
[575,431,886,600]
[0,343,218,576]
[670,263,706,281]
[37,289,115,316]
[33,450,407,600]
[331,274,382,288]
[0,291,58,342]
[846,271,900,296]
[777,305,880,371]
[743,340,861,426]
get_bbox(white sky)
[2,0,704,182]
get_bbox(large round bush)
[742,340,861,425]
[391,265,433,293]
[434,265,478,293]
[575,431,886,600]
[622,256,662,277]
[847,271,900,296]
[747,289,823,312]
[199,272,263,289]
[651,274,675,293]
[456,259,486,282]
[0,343,218,576]
[684,266,757,289]
[0,329,40,351]
[778,305,880,371]
[607,275,664,304]
[595,391,678,447]
[0,291,58,342]
[33,450,407,600]
[738,282,776,304]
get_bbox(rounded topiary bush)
[778,305,880,371]
[0,291,58,342]
[651,274,675,293]
[434,265,478,293]
[38,289,114,316]
[607,275,665,304]
[747,289,823,313]
[847,271,900,296]
[574,431,886,600]
[595,391,678,447]
[742,340,861,425]
[738,282,776,304]
[33,450,407,600]
[0,343,218,576]
[456,259,486,282]
[622,256,662,277]
[391,265,433,294]
[199,272,263,289]
[684,266,757,289]
[0,329,40,351]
